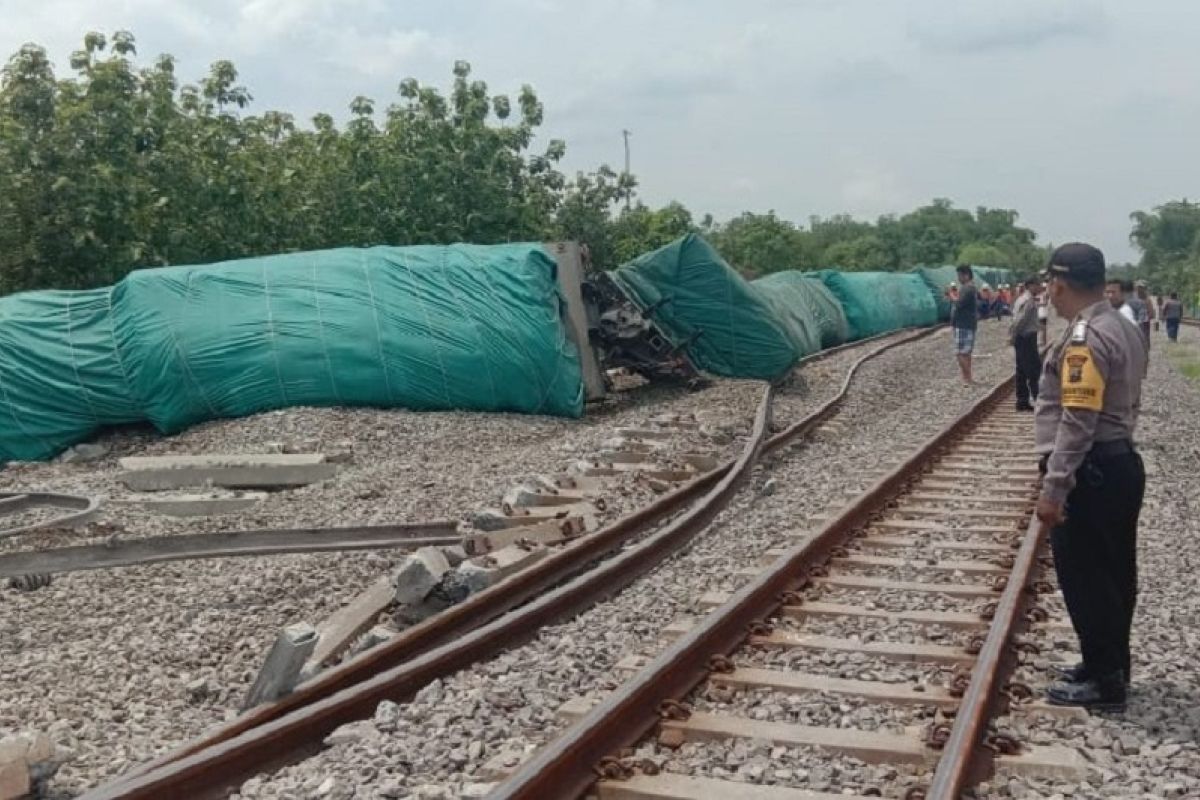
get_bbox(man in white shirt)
[1105,279,1137,324]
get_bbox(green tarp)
[814,270,939,340]
[0,288,141,461]
[610,234,798,379]
[915,266,960,321]
[972,265,1016,290]
[0,243,583,462]
[753,271,850,349]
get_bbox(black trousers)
[1049,450,1145,679]
[1013,333,1040,407]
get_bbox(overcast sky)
[4,0,1199,262]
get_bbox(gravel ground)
[232,323,1020,799]
[975,322,1200,800]
[0,333,902,797]
[0,374,767,549]
[0,366,777,795]
[629,737,930,796]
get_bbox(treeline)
[0,31,1185,297]
[1116,201,1200,304]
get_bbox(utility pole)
[621,129,632,210]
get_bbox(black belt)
[1089,439,1135,458]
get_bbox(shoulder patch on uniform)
[1070,319,1089,344]
[1061,344,1104,411]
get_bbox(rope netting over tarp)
[0,243,584,462]
[752,271,850,349]
[609,235,944,381]
[813,270,939,341]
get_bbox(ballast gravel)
[232,324,1024,799]
[0,363,776,795]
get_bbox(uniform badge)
[1060,344,1104,410]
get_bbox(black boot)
[1055,662,1088,682]
[1047,671,1126,711]
[1055,661,1131,686]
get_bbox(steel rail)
[0,492,101,538]
[0,521,460,578]
[490,375,1012,800]
[84,326,940,800]
[925,510,1047,798]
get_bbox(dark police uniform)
[1035,289,1147,706]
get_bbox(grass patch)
[1166,345,1200,383]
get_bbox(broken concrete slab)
[536,473,608,493]
[58,442,109,464]
[125,492,267,518]
[0,758,28,800]
[346,625,394,658]
[119,454,337,491]
[462,516,585,555]
[452,544,548,596]
[439,544,468,567]
[471,503,596,532]
[303,575,394,678]
[242,622,318,710]
[392,546,451,604]
[501,485,586,511]
[0,731,61,800]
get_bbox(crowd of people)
[944,269,1186,391]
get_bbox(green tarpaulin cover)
[0,288,141,461]
[972,265,1016,291]
[915,266,960,321]
[753,271,850,349]
[0,243,583,462]
[610,234,798,379]
[815,270,939,340]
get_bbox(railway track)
[80,327,944,800]
[491,383,1079,800]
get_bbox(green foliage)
[704,211,809,276]
[0,32,629,293]
[1127,201,1200,310]
[704,200,1045,277]
[957,242,1007,267]
[1127,200,1200,305]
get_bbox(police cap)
[1046,242,1105,288]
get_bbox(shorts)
[953,327,976,355]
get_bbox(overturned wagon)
[0,243,618,463]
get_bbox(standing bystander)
[1162,292,1183,342]
[1009,277,1041,411]
[1136,282,1155,344]
[951,266,978,385]
[1105,279,1138,324]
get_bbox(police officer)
[1035,242,1146,710]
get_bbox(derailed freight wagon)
[0,243,615,463]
